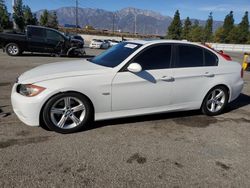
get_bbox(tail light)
[203,44,232,61]
[241,68,244,78]
[218,51,232,61]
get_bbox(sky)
[5,0,250,23]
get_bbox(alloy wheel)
[206,89,226,113]
[50,97,86,129]
[7,45,19,55]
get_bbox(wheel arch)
[39,90,95,128]
[5,42,24,55]
[200,84,231,109]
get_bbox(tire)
[201,86,229,116]
[42,92,93,133]
[67,50,75,57]
[5,43,21,56]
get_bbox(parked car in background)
[0,25,85,57]
[107,39,120,47]
[11,40,244,133]
[89,39,109,49]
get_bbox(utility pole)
[112,13,115,34]
[12,0,18,30]
[134,14,137,35]
[75,0,78,29]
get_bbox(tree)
[214,27,224,43]
[23,5,37,26]
[189,20,203,42]
[166,10,182,40]
[40,9,49,27]
[48,11,58,29]
[13,0,25,31]
[40,10,58,29]
[222,11,234,43]
[227,27,241,44]
[203,12,213,42]
[182,17,192,40]
[0,0,11,30]
[238,11,249,44]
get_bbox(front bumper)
[11,84,45,126]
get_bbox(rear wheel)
[6,43,21,56]
[202,86,229,116]
[42,92,93,133]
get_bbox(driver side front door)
[45,30,64,53]
[112,44,174,112]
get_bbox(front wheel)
[5,43,21,56]
[201,86,229,116]
[42,92,93,133]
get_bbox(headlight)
[17,84,46,97]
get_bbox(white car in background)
[89,39,109,49]
[11,40,244,133]
[107,40,120,47]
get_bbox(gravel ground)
[0,49,250,187]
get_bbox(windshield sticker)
[124,44,138,49]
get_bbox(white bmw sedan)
[11,40,244,133]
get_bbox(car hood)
[18,59,110,84]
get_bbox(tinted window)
[29,27,44,38]
[204,49,218,66]
[46,30,63,41]
[133,45,172,70]
[90,42,142,68]
[177,45,203,68]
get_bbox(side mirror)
[127,63,142,73]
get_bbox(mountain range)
[36,7,223,36]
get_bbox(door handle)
[204,72,215,78]
[161,76,175,82]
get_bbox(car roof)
[128,39,203,47]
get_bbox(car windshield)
[89,42,142,68]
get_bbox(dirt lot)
[0,49,250,187]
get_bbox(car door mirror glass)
[127,63,142,73]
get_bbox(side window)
[177,45,204,68]
[133,45,172,70]
[204,49,218,66]
[28,27,44,38]
[46,30,63,41]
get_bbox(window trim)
[119,43,174,72]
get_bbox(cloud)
[198,4,250,12]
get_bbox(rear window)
[28,27,44,38]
